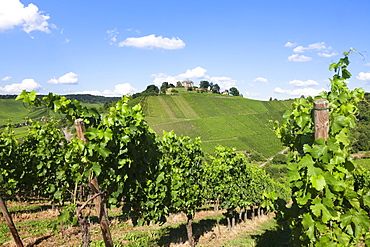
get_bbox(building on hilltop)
[182,80,194,88]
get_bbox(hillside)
[0,91,292,156]
[0,94,120,126]
[132,89,292,156]
[0,99,48,125]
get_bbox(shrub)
[248,150,265,162]
[272,153,287,164]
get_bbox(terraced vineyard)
[137,89,292,156]
[0,99,46,125]
[0,91,291,156]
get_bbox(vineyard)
[1,51,370,246]
[134,91,290,156]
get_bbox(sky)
[1,0,370,101]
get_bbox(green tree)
[145,84,159,94]
[160,82,169,94]
[176,81,183,87]
[199,80,210,89]
[229,87,240,96]
[211,83,220,93]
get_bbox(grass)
[0,199,292,246]
[354,158,370,169]
[142,91,289,156]
[1,91,291,157]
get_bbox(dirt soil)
[1,201,272,247]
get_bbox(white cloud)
[288,79,319,87]
[73,83,136,97]
[151,67,237,90]
[293,42,328,53]
[210,76,237,89]
[284,42,297,48]
[0,0,51,33]
[47,72,79,84]
[288,54,312,62]
[179,67,207,78]
[0,79,42,94]
[365,63,370,66]
[107,28,118,45]
[244,91,260,97]
[151,67,207,86]
[274,87,326,97]
[1,76,11,81]
[253,77,268,83]
[357,72,370,81]
[117,34,186,50]
[318,52,337,58]
[292,46,305,53]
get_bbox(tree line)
[131,80,241,99]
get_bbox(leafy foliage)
[159,131,204,215]
[204,146,289,215]
[0,126,20,197]
[199,81,210,89]
[18,119,72,201]
[229,87,240,96]
[351,92,370,152]
[272,153,288,164]
[15,93,173,226]
[275,50,370,246]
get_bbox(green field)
[0,92,292,156]
[0,99,45,125]
[139,90,292,156]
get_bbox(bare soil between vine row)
[1,200,273,246]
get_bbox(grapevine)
[275,50,370,246]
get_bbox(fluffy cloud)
[293,42,328,53]
[151,67,236,90]
[288,79,319,87]
[365,63,370,66]
[117,34,186,50]
[0,0,51,33]
[318,52,337,58]
[151,67,206,86]
[1,76,11,81]
[274,87,326,97]
[357,72,370,81]
[0,79,42,94]
[284,42,297,48]
[211,76,237,89]
[73,83,136,97]
[253,77,268,83]
[288,54,312,62]
[47,72,79,84]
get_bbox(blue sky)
[1,0,369,100]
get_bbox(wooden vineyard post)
[314,99,329,141]
[0,197,24,247]
[75,119,113,247]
